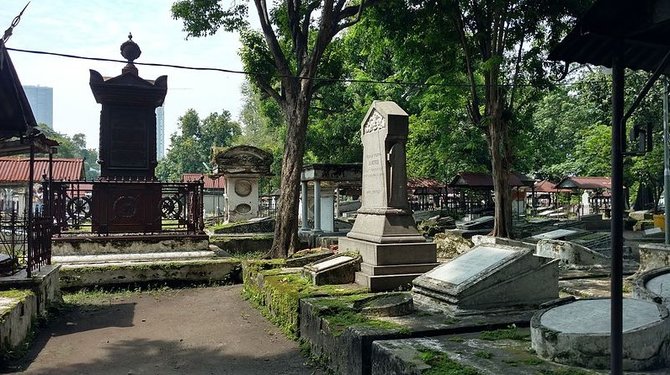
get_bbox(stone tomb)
[531,298,670,371]
[412,242,559,315]
[338,101,437,292]
[212,145,272,223]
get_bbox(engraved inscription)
[363,110,386,134]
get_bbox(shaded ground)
[2,285,321,375]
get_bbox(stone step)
[57,256,241,289]
[52,251,218,265]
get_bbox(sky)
[0,0,247,150]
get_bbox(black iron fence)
[50,179,204,236]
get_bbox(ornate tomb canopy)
[212,145,273,176]
[90,33,167,179]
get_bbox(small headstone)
[412,242,558,315]
[303,254,360,285]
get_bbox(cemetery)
[4,0,670,374]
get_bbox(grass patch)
[474,350,493,359]
[538,369,593,375]
[417,348,481,375]
[479,325,530,341]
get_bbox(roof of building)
[449,172,535,189]
[0,157,85,182]
[533,180,572,193]
[549,0,670,75]
[0,40,37,138]
[182,173,225,189]
[555,176,612,190]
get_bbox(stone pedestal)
[338,101,437,291]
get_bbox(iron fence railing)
[50,179,204,236]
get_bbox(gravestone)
[412,242,558,315]
[89,34,167,233]
[212,145,272,222]
[303,254,360,285]
[338,101,437,292]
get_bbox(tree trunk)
[269,96,310,258]
[487,101,513,238]
[487,121,512,237]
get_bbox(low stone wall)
[0,290,37,358]
[209,234,273,255]
[59,259,241,289]
[52,234,210,256]
[0,266,62,317]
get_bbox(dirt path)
[3,285,321,375]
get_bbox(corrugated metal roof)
[0,157,85,182]
[182,173,225,189]
[555,176,612,190]
[549,0,670,74]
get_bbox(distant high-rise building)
[156,106,165,160]
[22,85,53,128]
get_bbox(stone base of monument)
[634,266,670,306]
[531,298,670,371]
[339,237,437,292]
[412,241,559,315]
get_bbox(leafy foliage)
[37,124,99,179]
[156,109,240,181]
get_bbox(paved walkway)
[3,285,321,375]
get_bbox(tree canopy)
[156,109,241,181]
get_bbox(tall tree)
[173,0,380,257]
[446,0,588,236]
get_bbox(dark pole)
[26,142,35,278]
[610,47,625,375]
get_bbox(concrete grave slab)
[531,298,670,371]
[413,242,559,314]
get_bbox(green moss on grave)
[479,325,530,341]
[416,348,481,375]
[241,262,368,339]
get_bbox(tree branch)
[452,0,482,125]
[253,0,291,78]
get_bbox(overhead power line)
[7,46,613,89]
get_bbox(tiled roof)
[449,172,534,188]
[556,176,611,190]
[0,157,85,182]
[182,173,225,189]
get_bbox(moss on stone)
[241,263,369,339]
[416,348,481,375]
[479,326,530,341]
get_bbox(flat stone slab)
[531,298,670,371]
[540,299,662,334]
[530,229,579,241]
[312,256,354,271]
[425,245,515,286]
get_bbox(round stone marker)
[531,298,670,371]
